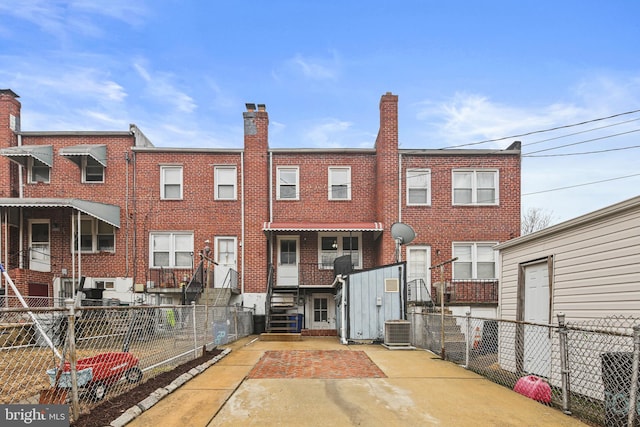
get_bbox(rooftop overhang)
[263,221,384,232]
[0,198,120,228]
[59,144,107,167]
[0,145,53,167]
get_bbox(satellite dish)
[391,222,415,245]
[391,222,416,262]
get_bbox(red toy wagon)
[47,351,143,401]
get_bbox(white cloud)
[304,119,353,147]
[133,60,196,113]
[277,51,341,81]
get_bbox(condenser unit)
[384,320,411,346]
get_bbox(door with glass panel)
[276,236,299,286]
[29,220,50,272]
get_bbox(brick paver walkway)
[247,350,386,379]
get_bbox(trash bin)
[253,315,265,334]
[601,352,640,427]
[297,313,304,332]
[213,321,228,345]
[288,314,304,333]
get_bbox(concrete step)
[260,333,302,342]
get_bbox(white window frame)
[452,169,499,206]
[82,157,104,183]
[328,167,351,200]
[27,157,50,184]
[150,232,194,268]
[318,232,361,269]
[452,242,498,280]
[161,165,183,200]
[406,168,431,206]
[277,166,299,200]
[72,216,115,253]
[215,166,237,200]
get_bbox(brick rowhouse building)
[0,89,520,334]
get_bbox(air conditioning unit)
[384,320,411,346]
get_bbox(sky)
[1,1,639,225]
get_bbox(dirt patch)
[71,348,223,427]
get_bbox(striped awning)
[59,144,107,167]
[0,145,53,167]
[0,198,120,228]
[263,222,384,232]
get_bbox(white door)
[311,293,336,330]
[407,246,431,302]
[524,262,551,377]
[29,220,50,272]
[214,237,237,288]
[277,236,299,286]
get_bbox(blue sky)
[1,1,639,224]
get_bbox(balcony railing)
[432,279,498,305]
[147,268,196,289]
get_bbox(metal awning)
[0,145,53,167]
[59,144,107,167]
[0,198,120,228]
[263,221,384,232]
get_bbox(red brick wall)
[131,150,244,287]
[242,108,269,293]
[0,91,21,197]
[401,153,521,284]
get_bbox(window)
[161,166,183,200]
[94,279,115,290]
[453,242,497,279]
[277,167,299,200]
[406,169,430,205]
[73,217,115,253]
[319,233,361,269]
[452,170,498,205]
[28,158,50,183]
[83,157,104,183]
[150,232,194,268]
[280,239,297,265]
[328,167,350,200]
[215,166,237,200]
[314,297,328,322]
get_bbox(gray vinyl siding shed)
[496,195,640,323]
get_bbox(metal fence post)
[557,313,571,415]
[628,325,640,427]
[66,298,80,420]
[465,311,471,368]
[191,301,198,359]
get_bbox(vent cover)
[384,320,411,346]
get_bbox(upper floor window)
[452,242,497,279]
[28,158,50,183]
[452,169,498,205]
[215,166,237,200]
[73,217,115,253]
[277,167,299,200]
[406,169,431,205]
[150,232,194,268]
[328,167,351,200]
[319,233,361,269]
[83,157,104,183]
[161,165,183,200]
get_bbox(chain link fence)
[410,310,640,427]
[0,301,253,422]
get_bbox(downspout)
[398,153,402,222]
[268,151,273,275]
[124,151,130,277]
[338,275,348,344]
[240,151,245,296]
[17,134,23,269]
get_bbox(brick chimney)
[374,92,400,264]
[243,102,270,296]
[0,89,21,197]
